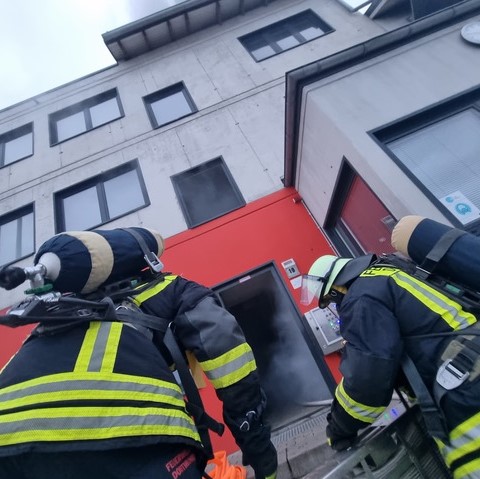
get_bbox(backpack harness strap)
[401,353,450,442]
[122,227,164,273]
[416,228,467,279]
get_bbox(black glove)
[326,413,357,452]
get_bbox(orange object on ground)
[206,451,247,479]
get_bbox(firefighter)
[302,253,480,479]
[0,228,278,479]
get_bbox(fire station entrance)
[214,262,335,431]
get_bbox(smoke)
[227,278,332,428]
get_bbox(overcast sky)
[0,0,186,111]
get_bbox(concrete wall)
[295,14,480,229]
[0,0,399,308]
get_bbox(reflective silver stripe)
[203,348,255,382]
[393,272,476,330]
[89,322,113,372]
[335,379,384,423]
[443,412,480,467]
[0,406,201,445]
[0,373,186,411]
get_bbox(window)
[372,88,480,234]
[0,205,34,266]
[171,157,245,228]
[143,82,197,128]
[325,161,396,256]
[54,160,149,232]
[239,10,334,62]
[335,0,372,13]
[49,89,123,144]
[0,123,33,167]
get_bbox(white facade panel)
[296,16,480,228]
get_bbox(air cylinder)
[34,228,164,294]
[391,215,480,291]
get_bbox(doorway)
[214,262,335,431]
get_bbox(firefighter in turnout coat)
[0,227,277,479]
[302,249,480,479]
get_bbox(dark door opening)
[214,263,335,431]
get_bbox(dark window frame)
[49,88,124,145]
[54,160,150,233]
[369,85,480,235]
[239,9,334,62]
[0,203,35,267]
[143,82,197,129]
[0,123,34,168]
[171,156,246,228]
[324,159,396,256]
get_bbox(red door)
[340,176,396,254]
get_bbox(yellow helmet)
[301,254,375,307]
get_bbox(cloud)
[0,0,181,111]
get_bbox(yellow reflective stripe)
[444,411,480,465]
[0,372,185,411]
[454,458,480,479]
[133,275,177,305]
[335,378,385,424]
[362,268,477,330]
[0,406,200,445]
[101,322,122,372]
[208,360,257,389]
[199,343,257,388]
[200,343,253,372]
[75,322,101,372]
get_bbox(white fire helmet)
[301,254,375,307]
[300,255,352,307]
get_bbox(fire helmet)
[301,254,375,307]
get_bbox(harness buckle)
[239,410,257,432]
[436,359,469,390]
[144,251,164,273]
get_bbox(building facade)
[1,0,471,458]
[285,0,480,256]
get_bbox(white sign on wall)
[440,191,480,225]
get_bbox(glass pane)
[339,176,396,254]
[150,90,193,127]
[388,108,480,225]
[62,186,102,230]
[0,218,18,265]
[270,25,300,50]
[291,12,327,41]
[90,97,121,128]
[298,26,324,40]
[104,169,145,218]
[250,44,276,61]
[4,132,33,165]
[340,0,370,8]
[56,111,86,142]
[20,212,34,257]
[175,161,244,226]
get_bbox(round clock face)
[461,21,480,45]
